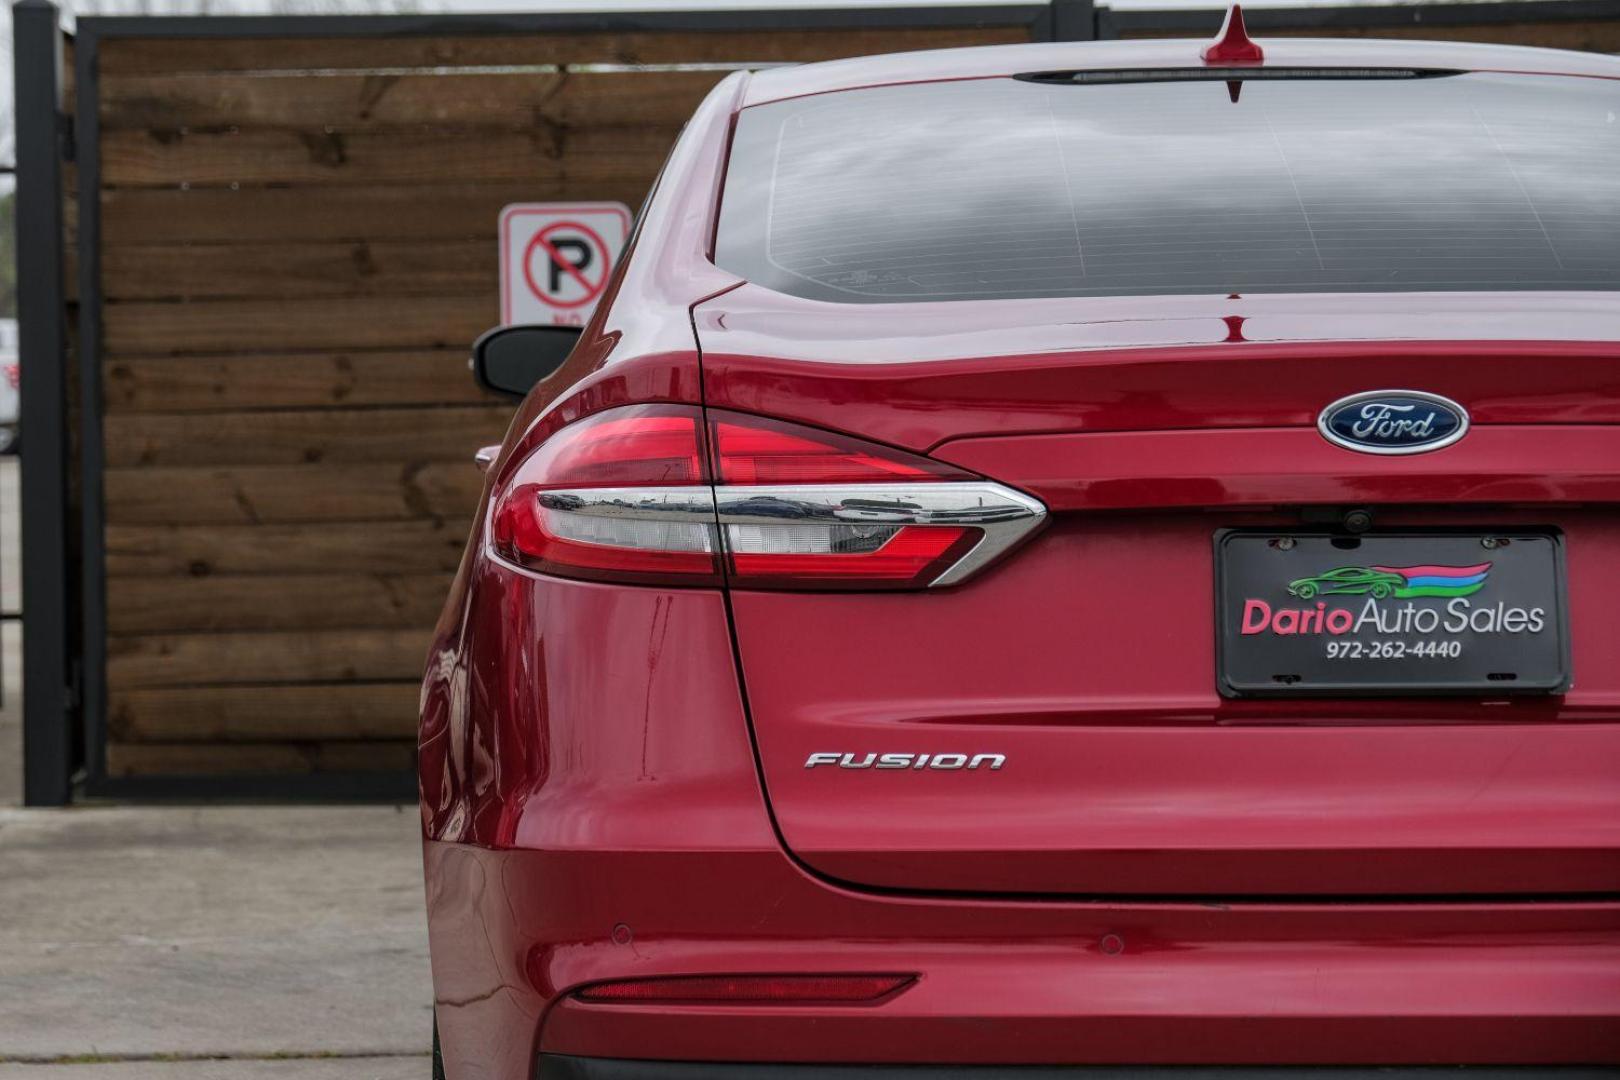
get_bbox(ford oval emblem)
[1318,390,1469,455]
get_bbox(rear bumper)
[425,842,1620,1080]
[541,1063,1620,1080]
[421,569,1620,1080]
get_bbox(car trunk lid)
[697,287,1620,897]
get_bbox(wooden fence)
[78,16,1041,785]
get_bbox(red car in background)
[421,20,1620,1080]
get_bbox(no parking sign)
[499,203,632,326]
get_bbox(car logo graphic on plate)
[1284,562,1491,601]
[1318,390,1469,455]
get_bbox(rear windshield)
[714,72,1620,303]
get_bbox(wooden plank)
[104,462,484,524]
[105,294,493,355]
[99,239,497,302]
[101,69,722,132]
[103,404,512,467]
[108,629,430,690]
[106,735,417,775]
[96,27,1033,76]
[106,572,453,634]
[100,183,603,245]
[102,125,677,187]
[106,520,470,576]
[104,350,495,412]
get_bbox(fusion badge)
[805,752,1006,771]
[1318,390,1468,455]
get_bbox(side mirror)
[471,324,581,398]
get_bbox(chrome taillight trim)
[713,482,1047,587]
[534,486,719,522]
[530,481,1048,587]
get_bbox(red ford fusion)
[421,18,1620,1080]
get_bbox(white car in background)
[0,319,18,455]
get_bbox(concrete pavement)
[0,805,433,1078]
[1,462,434,1077]
[1,456,17,618]
[0,1061,423,1080]
[0,618,17,808]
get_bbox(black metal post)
[73,22,110,797]
[1052,0,1097,41]
[1093,4,1121,41]
[13,0,76,806]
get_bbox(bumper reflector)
[575,974,915,1005]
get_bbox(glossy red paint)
[730,509,1620,897]
[472,71,746,494]
[1202,4,1264,64]
[422,39,1620,1080]
[696,291,1620,452]
[933,426,1620,510]
[421,66,744,691]
[426,843,1620,1076]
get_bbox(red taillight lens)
[710,410,985,589]
[489,406,1042,590]
[2,364,17,391]
[575,973,914,1005]
[712,412,969,484]
[520,406,706,489]
[490,405,721,586]
[492,490,720,584]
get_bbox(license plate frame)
[1215,528,1571,698]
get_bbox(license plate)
[1215,530,1570,697]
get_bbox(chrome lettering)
[804,751,1006,771]
[1349,402,1436,441]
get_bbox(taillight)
[711,412,967,485]
[517,408,706,490]
[489,405,1044,590]
[2,364,17,390]
[491,405,720,586]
